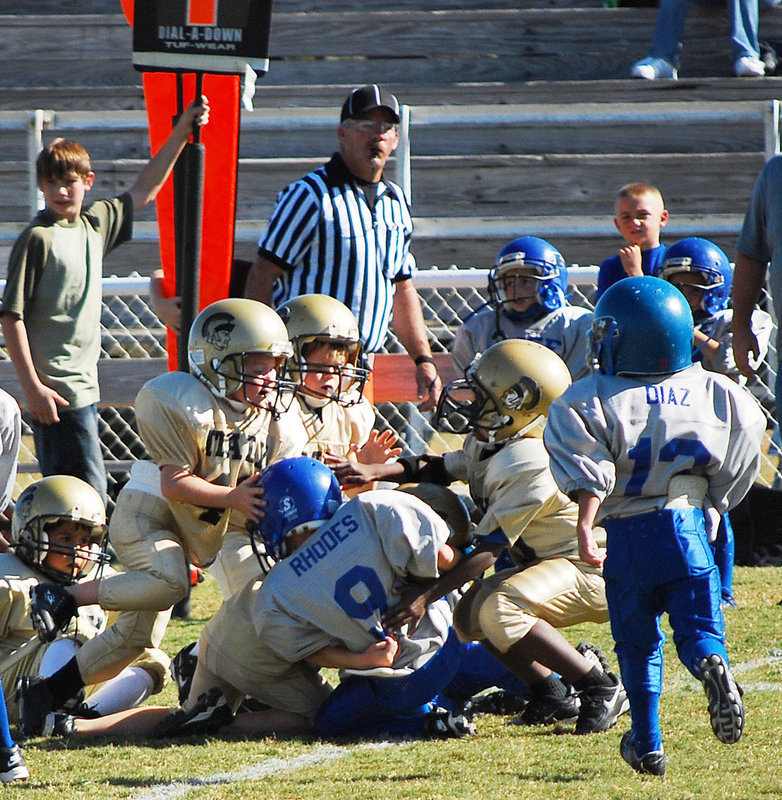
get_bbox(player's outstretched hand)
[357,428,403,465]
[325,454,382,487]
[227,474,266,523]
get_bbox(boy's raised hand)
[618,244,643,278]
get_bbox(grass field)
[8,566,781,800]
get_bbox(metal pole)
[176,73,206,373]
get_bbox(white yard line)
[130,654,782,800]
[130,741,394,800]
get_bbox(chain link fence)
[6,269,781,513]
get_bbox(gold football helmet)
[397,483,472,551]
[11,475,108,584]
[276,294,369,406]
[436,339,571,442]
[188,298,295,410]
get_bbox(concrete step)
[1,8,781,91]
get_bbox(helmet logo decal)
[278,493,298,524]
[16,485,36,522]
[201,312,235,351]
[502,376,540,411]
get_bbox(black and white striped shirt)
[258,153,415,353]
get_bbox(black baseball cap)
[340,84,400,123]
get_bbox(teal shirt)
[2,195,133,409]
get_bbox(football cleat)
[620,730,666,776]
[15,676,55,739]
[29,582,78,643]
[469,689,529,716]
[153,687,234,738]
[171,641,199,705]
[424,703,476,738]
[515,687,580,726]
[0,744,28,783]
[575,672,629,735]
[698,654,745,743]
[576,641,610,673]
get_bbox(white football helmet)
[276,294,369,406]
[188,298,296,412]
[436,339,572,442]
[11,475,108,584]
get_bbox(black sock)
[572,666,614,692]
[44,656,84,708]
[529,673,567,699]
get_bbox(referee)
[244,84,441,410]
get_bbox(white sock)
[84,667,155,716]
[39,638,80,677]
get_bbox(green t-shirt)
[2,195,133,409]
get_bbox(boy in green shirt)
[1,98,209,503]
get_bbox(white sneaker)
[630,57,678,80]
[735,56,766,77]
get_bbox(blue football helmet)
[588,276,694,376]
[253,457,343,562]
[655,237,733,316]
[488,236,567,317]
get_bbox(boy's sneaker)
[153,687,234,738]
[0,744,28,783]
[576,641,610,673]
[29,583,78,643]
[515,690,580,726]
[469,689,529,716]
[630,56,678,80]
[698,654,745,743]
[15,676,55,739]
[170,641,199,704]
[735,56,766,77]
[425,703,476,738]
[620,730,666,776]
[575,672,629,735]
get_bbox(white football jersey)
[451,305,592,380]
[297,395,375,460]
[253,490,451,674]
[544,363,765,519]
[135,371,307,566]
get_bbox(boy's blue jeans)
[31,403,107,505]
[649,0,759,63]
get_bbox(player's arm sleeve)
[87,194,133,255]
[562,309,593,381]
[707,387,766,512]
[134,384,202,471]
[255,607,332,663]
[543,391,616,502]
[370,499,447,581]
[350,399,376,447]
[0,391,21,510]
[0,228,47,318]
[451,322,478,376]
[257,182,320,271]
[736,157,776,261]
[0,578,33,638]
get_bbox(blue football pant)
[604,508,728,755]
